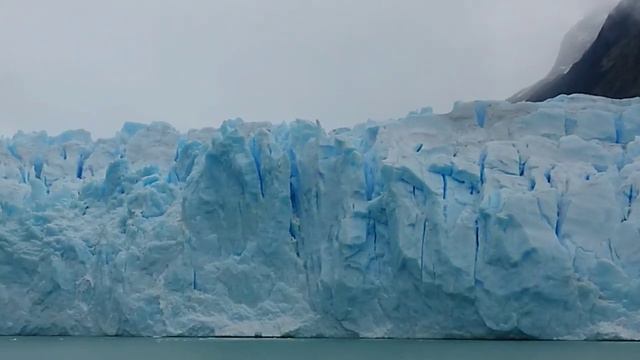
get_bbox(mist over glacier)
[0,0,619,137]
[2,95,640,339]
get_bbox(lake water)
[1,337,639,359]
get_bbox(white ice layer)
[2,95,640,339]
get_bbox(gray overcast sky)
[0,0,619,138]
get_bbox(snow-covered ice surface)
[2,95,640,339]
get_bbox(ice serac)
[2,95,640,339]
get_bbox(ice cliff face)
[2,95,640,339]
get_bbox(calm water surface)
[1,337,638,360]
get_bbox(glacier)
[2,94,640,339]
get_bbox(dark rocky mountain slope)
[511,0,640,102]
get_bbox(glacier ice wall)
[2,95,640,339]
